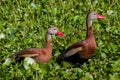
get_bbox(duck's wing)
[9,48,40,58]
[58,41,84,60]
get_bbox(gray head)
[47,26,64,36]
[46,26,64,41]
[87,11,105,20]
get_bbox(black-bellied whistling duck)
[58,11,105,66]
[9,26,64,63]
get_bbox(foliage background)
[0,0,120,80]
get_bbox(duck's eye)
[54,29,56,30]
[94,13,96,15]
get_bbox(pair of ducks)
[8,11,105,66]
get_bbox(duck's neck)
[86,18,95,39]
[45,34,52,53]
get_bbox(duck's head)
[88,11,106,20]
[47,26,64,37]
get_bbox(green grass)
[0,0,120,80]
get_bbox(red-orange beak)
[97,14,106,19]
[56,31,64,37]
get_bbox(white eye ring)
[94,13,96,15]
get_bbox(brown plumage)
[10,26,64,63]
[58,11,105,65]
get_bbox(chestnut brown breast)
[33,48,52,63]
[79,38,97,59]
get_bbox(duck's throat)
[46,34,52,51]
[86,19,94,39]
[46,34,51,40]
[86,19,92,28]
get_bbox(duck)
[57,11,105,66]
[9,26,64,63]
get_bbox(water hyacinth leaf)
[101,53,107,58]
[3,58,12,66]
[23,57,36,70]
[30,2,37,9]
[107,10,113,15]
[73,15,80,22]
[112,59,120,71]
[0,33,5,39]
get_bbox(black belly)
[62,52,88,65]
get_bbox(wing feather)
[58,41,84,60]
[10,48,40,58]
